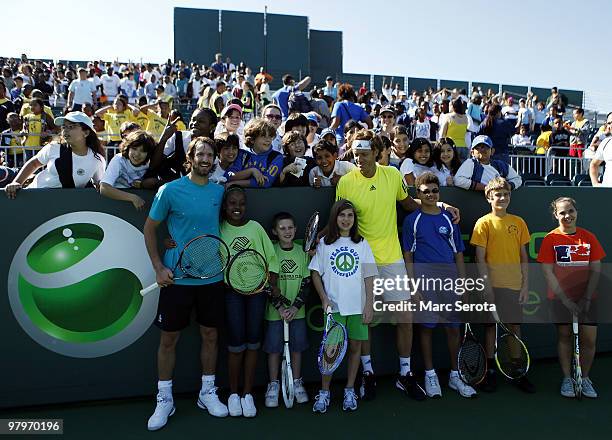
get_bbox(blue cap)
[471,135,493,149]
[305,112,319,124]
[320,128,335,138]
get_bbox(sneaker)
[424,373,442,398]
[241,394,257,418]
[228,393,242,417]
[560,377,575,398]
[197,387,229,417]
[312,391,330,413]
[359,370,377,401]
[449,374,477,398]
[582,378,598,399]
[294,378,309,404]
[513,376,536,394]
[480,369,497,393]
[265,381,279,408]
[396,372,426,401]
[147,393,175,431]
[343,388,358,411]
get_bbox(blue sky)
[5,0,611,111]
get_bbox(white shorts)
[377,259,409,301]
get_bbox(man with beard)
[144,137,228,431]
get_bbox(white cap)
[351,140,372,151]
[54,111,94,132]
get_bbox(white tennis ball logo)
[7,212,157,358]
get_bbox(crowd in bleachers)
[1,53,611,195]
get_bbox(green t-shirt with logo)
[265,242,310,321]
[220,219,280,282]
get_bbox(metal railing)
[509,145,587,180]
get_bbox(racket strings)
[228,251,268,293]
[320,324,346,373]
[458,340,486,383]
[496,334,529,378]
[181,237,229,277]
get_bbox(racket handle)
[140,283,160,296]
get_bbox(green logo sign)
[7,212,157,358]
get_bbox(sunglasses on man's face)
[381,114,394,119]
[418,188,440,195]
[265,114,282,121]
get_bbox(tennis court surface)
[5,355,612,439]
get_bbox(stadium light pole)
[264,5,268,72]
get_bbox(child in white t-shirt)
[100,130,156,210]
[400,137,438,186]
[210,133,239,184]
[309,199,377,413]
[309,139,355,188]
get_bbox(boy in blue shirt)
[227,118,284,188]
[402,172,476,399]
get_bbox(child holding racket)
[470,176,535,393]
[263,212,311,407]
[537,197,604,398]
[309,199,378,412]
[402,172,476,398]
[220,187,281,418]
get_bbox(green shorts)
[332,313,368,341]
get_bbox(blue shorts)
[262,318,309,354]
[225,289,267,353]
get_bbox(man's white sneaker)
[449,374,477,398]
[425,373,442,398]
[294,378,309,404]
[228,393,242,417]
[312,391,330,413]
[147,393,175,431]
[197,387,228,417]
[241,394,257,417]
[265,381,280,408]
[582,377,598,398]
[560,377,575,398]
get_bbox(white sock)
[399,357,411,376]
[158,380,173,399]
[361,355,374,373]
[425,369,437,377]
[201,374,215,392]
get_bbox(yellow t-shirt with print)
[102,109,133,142]
[470,213,530,290]
[23,113,47,147]
[176,120,187,131]
[336,164,408,265]
[146,112,169,142]
[135,112,149,131]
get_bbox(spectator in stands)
[533,101,547,135]
[440,98,469,161]
[209,81,229,116]
[477,104,515,163]
[67,68,96,111]
[502,96,518,122]
[390,125,410,167]
[0,82,16,132]
[516,98,533,132]
[1,67,15,91]
[433,137,461,186]
[546,87,568,113]
[454,135,522,191]
[305,113,320,149]
[566,108,591,159]
[241,82,255,123]
[410,106,433,141]
[100,130,157,210]
[10,75,24,101]
[216,104,244,144]
[95,96,139,145]
[323,76,338,100]
[272,74,312,120]
[309,139,355,188]
[139,95,173,142]
[588,112,612,152]
[278,130,315,187]
[4,112,106,198]
[163,76,178,101]
[309,89,331,129]
[1,112,25,167]
[101,67,121,102]
[400,137,437,186]
[260,104,283,152]
[211,53,227,77]
[378,106,396,138]
[145,75,158,102]
[511,125,533,150]
[549,117,571,156]
[536,124,552,154]
[467,93,483,127]
[395,102,411,127]
[330,83,373,144]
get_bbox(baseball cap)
[305,112,319,125]
[380,106,395,116]
[326,76,333,81]
[54,111,95,131]
[399,91,407,97]
[471,135,493,149]
[320,128,335,138]
[220,103,243,118]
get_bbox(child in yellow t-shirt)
[470,176,535,394]
[94,96,137,144]
[22,98,55,147]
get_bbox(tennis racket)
[491,310,530,379]
[303,211,320,252]
[226,248,269,294]
[571,313,582,399]
[317,306,348,375]
[457,323,487,386]
[140,234,230,296]
[281,320,295,408]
